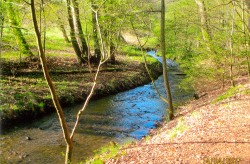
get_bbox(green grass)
[84,142,124,164]
[167,118,189,140]
[213,85,248,103]
[120,45,158,64]
[121,45,141,56]
[1,28,73,61]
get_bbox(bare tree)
[30,0,108,163]
[71,0,88,59]
[195,0,212,41]
[6,0,33,56]
[246,0,250,32]
[161,0,174,120]
[91,0,101,63]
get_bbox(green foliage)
[156,0,250,88]
[5,0,33,56]
[167,118,189,140]
[121,45,141,56]
[84,142,123,164]
[213,85,249,103]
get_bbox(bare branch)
[129,19,169,104]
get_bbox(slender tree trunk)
[246,0,250,32]
[6,0,33,56]
[110,43,116,63]
[229,1,236,86]
[161,0,174,120]
[0,1,4,58]
[72,0,88,60]
[57,16,70,43]
[66,0,84,64]
[59,24,70,43]
[195,0,212,41]
[30,1,73,163]
[91,0,101,62]
[244,0,250,75]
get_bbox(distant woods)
[1,0,154,64]
[1,0,249,84]
[163,0,249,89]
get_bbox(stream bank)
[0,55,162,131]
[104,75,250,164]
[0,51,193,163]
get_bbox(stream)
[0,51,192,163]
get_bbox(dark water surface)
[0,51,192,163]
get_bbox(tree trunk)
[91,0,101,63]
[229,1,236,87]
[72,0,88,60]
[30,1,73,163]
[195,0,212,41]
[57,16,70,43]
[0,1,4,58]
[6,0,33,56]
[59,24,70,43]
[241,0,250,76]
[66,0,84,64]
[246,0,250,32]
[161,0,174,120]
[110,43,116,63]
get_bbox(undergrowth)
[84,142,127,164]
[213,85,250,103]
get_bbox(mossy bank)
[0,55,162,131]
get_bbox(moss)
[84,141,129,164]
[213,85,245,103]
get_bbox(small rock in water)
[26,136,31,140]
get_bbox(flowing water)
[0,51,192,163]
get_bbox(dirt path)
[106,76,250,164]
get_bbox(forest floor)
[0,54,162,131]
[105,75,250,164]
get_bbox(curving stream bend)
[0,51,192,163]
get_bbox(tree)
[5,0,33,56]
[0,0,4,58]
[57,15,70,43]
[91,0,101,62]
[195,0,212,41]
[30,0,108,162]
[71,0,88,59]
[246,0,250,32]
[66,0,87,64]
[161,0,174,120]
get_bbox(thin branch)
[70,60,102,139]
[130,19,169,104]
[209,1,233,10]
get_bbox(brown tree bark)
[195,0,212,41]
[30,1,73,163]
[71,0,88,60]
[57,16,70,43]
[91,0,101,63]
[6,0,33,56]
[66,0,84,64]
[161,0,174,120]
[246,0,250,32]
